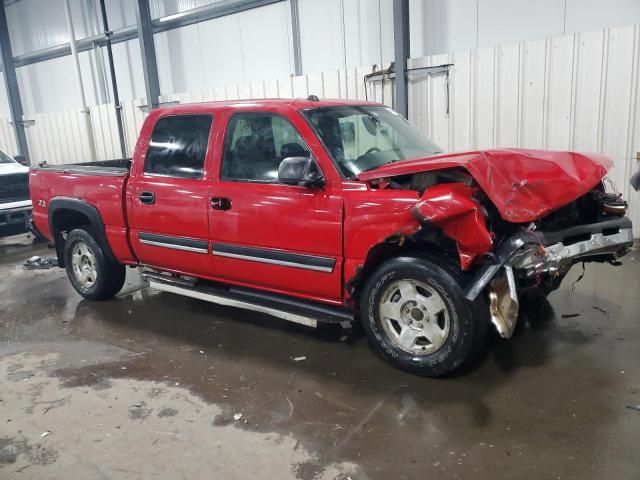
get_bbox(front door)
[209,110,343,303]
[127,113,214,278]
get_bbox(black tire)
[359,255,488,377]
[63,228,126,300]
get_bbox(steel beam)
[9,0,284,70]
[0,2,28,160]
[393,0,410,117]
[64,0,97,161]
[153,0,283,32]
[99,0,127,158]
[135,0,161,110]
[289,0,302,76]
[12,27,138,69]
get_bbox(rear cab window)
[144,114,213,179]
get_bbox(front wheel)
[64,228,126,300]
[360,256,487,377]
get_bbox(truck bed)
[35,158,131,176]
[29,158,136,264]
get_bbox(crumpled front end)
[463,190,634,339]
[381,175,633,339]
[352,149,633,339]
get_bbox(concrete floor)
[0,234,638,480]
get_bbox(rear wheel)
[360,256,488,377]
[64,228,125,300]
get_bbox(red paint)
[359,149,611,223]
[412,183,493,270]
[30,99,616,308]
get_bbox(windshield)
[0,150,15,164]
[302,105,442,179]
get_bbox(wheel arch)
[48,197,117,267]
[347,235,460,307]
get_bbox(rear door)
[208,109,344,303]
[127,113,214,277]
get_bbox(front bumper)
[465,216,634,338]
[0,204,33,238]
[511,217,634,276]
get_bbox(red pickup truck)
[30,98,634,376]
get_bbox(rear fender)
[48,197,117,267]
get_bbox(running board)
[143,272,353,328]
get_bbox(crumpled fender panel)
[411,183,493,270]
[358,148,612,223]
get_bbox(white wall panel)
[298,0,343,73]
[7,0,98,55]
[155,2,292,95]
[0,76,10,118]
[545,35,573,151]
[519,39,547,149]
[600,26,637,193]
[104,0,137,30]
[477,0,565,49]
[0,118,18,157]
[571,30,605,153]
[155,22,205,95]
[343,0,387,68]
[111,39,146,103]
[565,0,640,34]
[495,43,519,147]
[17,54,86,113]
[409,0,477,58]
[238,2,293,83]
[298,0,393,74]
[379,0,395,68]
[410,0,640,57]
[197,13,245,89]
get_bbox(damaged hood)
[358,148,612,223]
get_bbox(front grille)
[0,173,29,202]
[535,186,625,231]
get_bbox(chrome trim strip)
[148,280,318,328]
[139,239,208,254]
[212,250,334,273]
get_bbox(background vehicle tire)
[63,228,126,300]
[359,255,488,377]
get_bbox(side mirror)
[278,156,325,188]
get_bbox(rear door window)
[144,114,213,179]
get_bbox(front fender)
[411,183,493,270]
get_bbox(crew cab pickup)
[30,98,634,376]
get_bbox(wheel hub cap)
[71,241,98,289]
[379,279,450,355]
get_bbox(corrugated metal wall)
[0,24,638,235]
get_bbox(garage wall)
[4,0,640,116]
[409,0,640,57]
[154,1,295,96]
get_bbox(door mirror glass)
[278,157,325,188]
